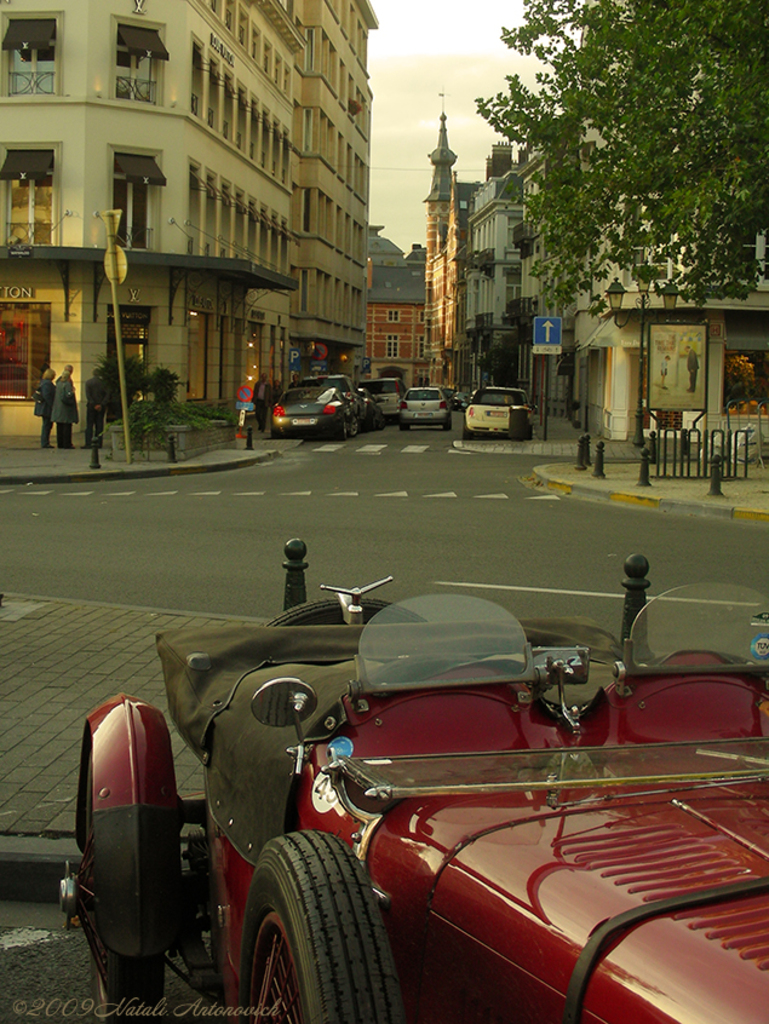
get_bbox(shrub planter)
[110,420,237,461]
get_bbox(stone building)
[0,0,377,434]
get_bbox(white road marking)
[147,491,178,496]
[106,491,135,496]
[191,491,221,496]
[527,494,561,500]
[234,491,266,496]
[402,445,429,453]
[436,580,624,601]
[475,493,509,499]
[62,491,94,496]
[0,489,15,494]
[327,491,359,496]
[314,444,344,452]
[376,491,409,497]
[357,444,387,453]
[20,491,51,495]
[281,491,312,496]
[424,492,457,498]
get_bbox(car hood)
[425,789,769,1023]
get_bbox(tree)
[477,0,769,311]
[93,354,148,408]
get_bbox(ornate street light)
[608,275,679,447]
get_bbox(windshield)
[356,594,528,692]
[629,584,769,667]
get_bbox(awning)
[117,24,169,60]
[114,152,166,186]
[724,311,769,352]
[576,316,618,350]
[0,149,54,180]
[2,19,56,51]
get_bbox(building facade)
[0,0,377,435]
[365,225,427,387]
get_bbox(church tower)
[424,113,457,383]
[425,112,457,263]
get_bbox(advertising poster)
[648,323,707,411]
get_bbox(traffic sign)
[533,316,562,354]
[237,384,253,403]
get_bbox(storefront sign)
[210,33,235,67]
[189,293,214,311]
[0,285,34,299]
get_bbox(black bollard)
[647,430,657,465]
[283,538,308,610]
[592,440,606,478]
[620,553,650,642]
[167,433,177,463]
[582,433,591,467]
[246,426,253,451]
[89,436,100,470]
[708,453,723,497]
[637,446,651,487]
[575,435,586,471]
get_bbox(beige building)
[0,0,377,435]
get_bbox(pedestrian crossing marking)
[105,491,135,496]
[327,491,359,496]
[234,491,266,496]
[357,444,387,453]
[475,493,509,499]
[376,491,409,497]
[147,491,178,496]
[62,492,94,496]
[191,491,221,496]
[402,445,429,453]
[314,444,344,452]
[281,491,312,496]
[424,492,457,498]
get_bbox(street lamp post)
[607,276,679,447]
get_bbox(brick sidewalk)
[0,596,263,837]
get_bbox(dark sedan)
[270,385,358,440]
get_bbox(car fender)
[77,694,182,958]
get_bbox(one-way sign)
[533,316,562,354]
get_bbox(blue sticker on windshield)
[327,736,354,759]
[751,634,769,660]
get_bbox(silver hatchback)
[398,387,452,430]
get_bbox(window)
[304,28,316,71]
[263,42,271,76]
[387,309,400,322]
[3,19,56,95]
[386,336,399,358]
[0,303,50,399]
[113,153,166,249]
[303,109,314,152]
[0,149,54,245]
[116,25,169,104]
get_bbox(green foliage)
[115,402,237,450]
[479,338,520,387]
[477,0,769,310]
[146,365,181,405]
[93,354,148,406]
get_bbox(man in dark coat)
[34,367,56,448]
[83,372,110,448]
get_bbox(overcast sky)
[367,0,537,254]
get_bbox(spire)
[425,113,456,203]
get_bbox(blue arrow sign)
[533,316,562,349]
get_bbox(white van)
[365,378,406,422]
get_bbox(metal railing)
[116,76,156,103]
[9,71,55,95]
[654,428,751,479]
[116,226,153,250]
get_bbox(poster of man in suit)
[648,324,706,410]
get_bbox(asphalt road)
[2,421,765,636]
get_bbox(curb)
[0,835,79,904]
[533,469,769,521]
[0,450,277,486]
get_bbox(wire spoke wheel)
[251,913,303,1023]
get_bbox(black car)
[357,387,386,431]
[298,374,366,427]
[271,385,358,440]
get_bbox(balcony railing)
[9,71,55,95]
[506,296,539,319]
[116,76,156,104]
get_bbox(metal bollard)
[575,435,586,471]
[708,453,723,497]
[246,426,253,450]
[592,440,606,478]
[637,446,651,487]
[89,436,100,470]
[582,433,591,467]
[620,553,650,642]
[283,538,308,610]
[647,431,657,465]
[167,433,177,463]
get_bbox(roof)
[368,263,425,303]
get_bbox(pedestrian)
[52,364,78,449]
[34,367,56,448]
[686,345,699,393]
[83,370,110,448]
[253,372,272,432]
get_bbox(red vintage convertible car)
[61,564,769,1023]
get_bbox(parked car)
[270,385,358,440]
[399,386,452,430]
[463,385,533,439]
[64,568,769,1024]
[299,374,366,428]
[364,377,406,422]
[357,386,386,431]
[451,390,470,411]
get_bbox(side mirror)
[251,676,317,729]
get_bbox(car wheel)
[336,418,348,441]
[266,597,390,626]
[349,414,359,438]
[443,418,452,431]
[462,425,474,439]
[399,423,409,431]
[239,832,406,1024]
[75,757,166,1014]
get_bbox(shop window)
[0,303,51,399]
[0,149,54,245]
[3,19,56,95]
[116,24,168,104]
[112,153,166,250]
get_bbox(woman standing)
[34,367,56,447]
[52,364,78,449]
